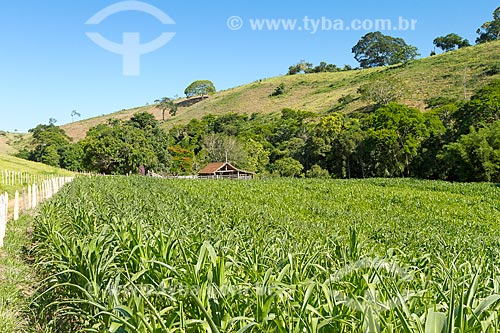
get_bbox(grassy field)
[0,154,74,196]
[30,177,500,332]
[60,40,500,141]
[0,154,73,175]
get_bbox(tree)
[440,121,500,182]
[307,61,339,73]
[167,146,194,175]
[287,61,339,75]
[476,7,500,44]
[270,83,286,97]
[433,33,470,52]
[244,139,270,174]
[352,32,419,68]
[128,112,173,172]
[274,157,304,177]
[41,145,61,167]
[358,78,407,105]
[362,103,430,177]
[154,97,177,120]
[453,80,500,135]
[81,115,173,175]
[71,110,81,122]
[305,165,330,178]
[184,80,216,98]
[287,60,313,75]
[26,123,70,166]
[59,143,84,171]
[201,133,248,166]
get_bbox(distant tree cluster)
[430,6,500,55]
[19,113,175,175]
[19,80,500,182]
[287,61,351,75]
[345,7,500,67]
[476,7,500,44]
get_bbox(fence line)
[0,170,67,188]
[0,176,74,248]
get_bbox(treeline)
[287,7,500,72]
[19,80,500,182]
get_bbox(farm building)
[198,162,255,179]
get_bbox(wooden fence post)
[0,194,5,247]
[14,190,19,221]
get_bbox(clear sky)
[0,0,498,132]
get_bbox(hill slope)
[61,41,500,141]
[0,154,73,176]
[0,132,30,155]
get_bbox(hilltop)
[52,40,500,141]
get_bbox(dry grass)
[0,132,30,155]
[57,40,500,141]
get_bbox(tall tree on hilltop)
[352,32,419,68]
[184,80,216,98]
[433,33,470,52]
[476,7,500,44]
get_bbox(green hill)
[52,40,498,141]
[0,154,73,176]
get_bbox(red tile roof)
[198,162,254,175]
[198,162,229,175]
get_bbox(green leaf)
[425,310,446,333]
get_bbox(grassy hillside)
[59,40,500,141]
[0,131,30,155]
[0,154,74,197]
[0,154,73,175]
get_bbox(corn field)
[31,177,500,332]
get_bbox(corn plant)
[30,177,500,332]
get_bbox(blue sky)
[0,0,498,132]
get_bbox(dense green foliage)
[352,32,419,68]
[20,80,500,182]
[184,80,216,98]
[476,7,500,44]
[433,33,470,52]
[21,124,72,167]
[32,177,500,332]
[287,61,350,75]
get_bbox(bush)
[306,165,330,179]
[274,157,303,177]
[270,83,286,97]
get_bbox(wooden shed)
[198,162,255,179]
